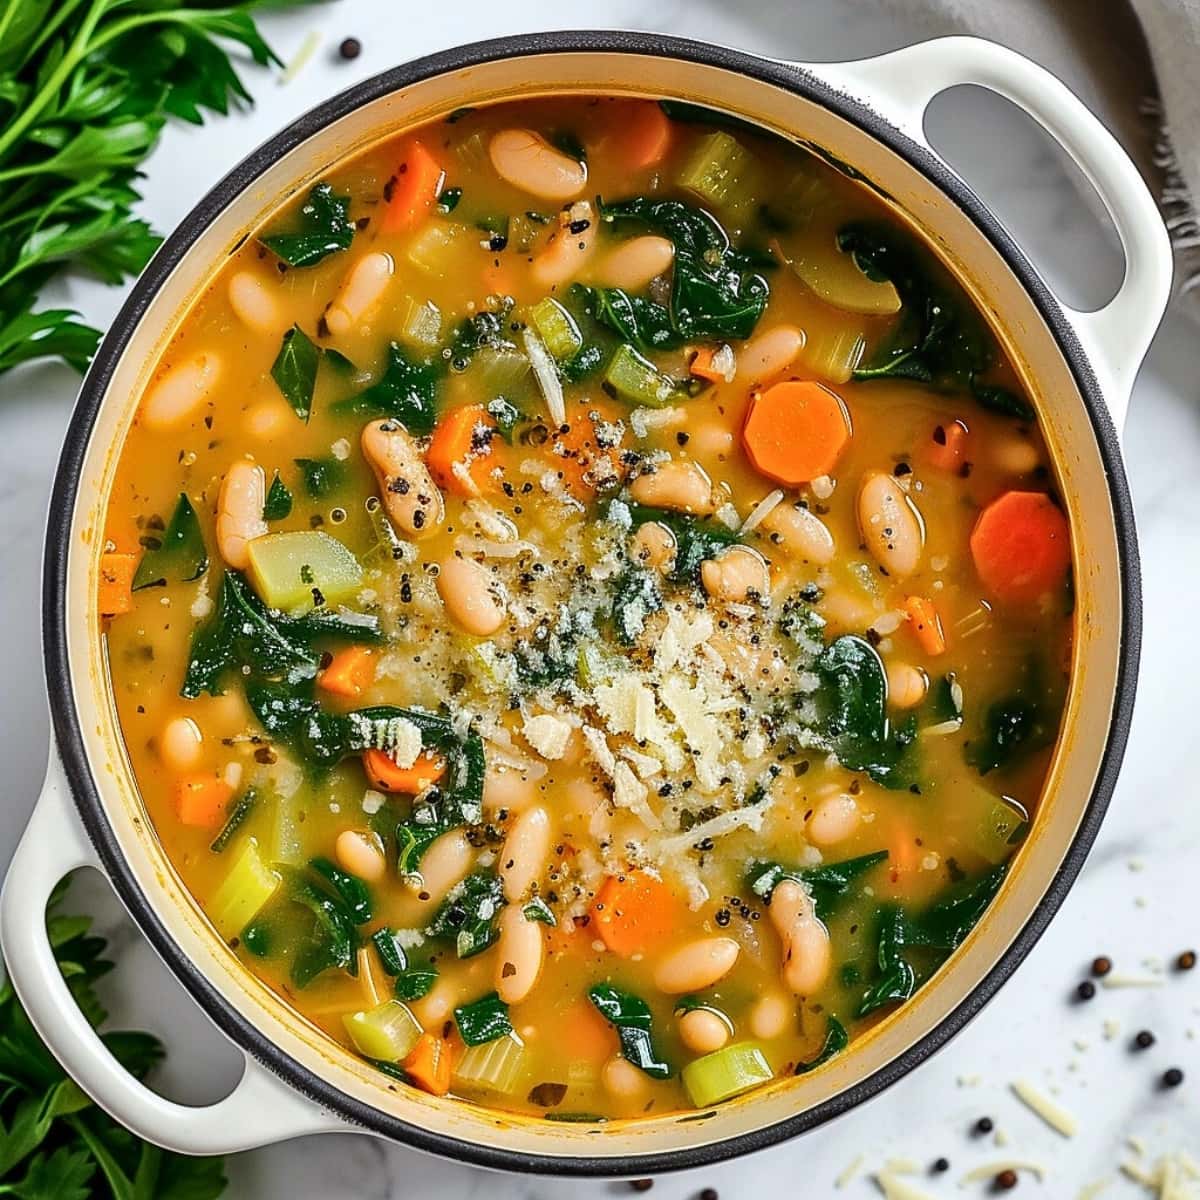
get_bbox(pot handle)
[804,36,1173,431]
[0,755,343,1154]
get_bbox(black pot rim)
[42,29,1142,1177]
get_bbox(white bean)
[687,421,735,462]
[335,829,386,883]
[437,554,506,637]
[749,992,793,1040]
[602,1055,647,1099]
[361,419,444,538]
[630,521,677,573]
[593,236,675,290]
[325,252,394,335]
[406,829,474,906]
[700,545,770,604]
[482,765,538,814]
[531,209,597,290]
[216,461,267,570]
[629,460,714,514]
[735,325,805,385]
[991,431,1041,476]
[761,503,835,565]
[887,661,928,709]
[770,880,832,996]
[857,471,924,578]
[245,397,293,441]
[500,805,553,902]
[653,937,740,994]
[679,1008,731,1055]
[228,271,286,334]
[412,977,461,1027]
[494,907,544,1005]
[807,793,860,846]
[142,352,221,430]
[489,129,587,201]
[160,716,203,772]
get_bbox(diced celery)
[400,298,443,348]
[529,298,582,361]
[678,131,760,213]
[682,1042,774,1107]
[577,641,618,688]
[788,233,901,316]
[246,531,363,614]
[454,1032,527,1094]
[343,1000,422,1062]
[211,837,280,940]
[454,130,489,172]
[467,344,532,397]
[604,344,681,408]
[407,221,467,274]
[796,326,866,385]
[974,795,1030,865]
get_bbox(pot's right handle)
[0,754,344,1155]
[805,36,1173,432]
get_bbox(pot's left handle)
[1,753,344,1155]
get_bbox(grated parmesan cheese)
[522,712,573,760]
[1010,1079,1077,1137]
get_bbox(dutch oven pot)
[0,30,1171,1175]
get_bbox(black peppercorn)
[1162,1067,1185,1088]
[1076,980,1096,1001]
[338,37,362,60]
[699,1189,719,1200]
[1134,1030,1156,1050]
[974,1116,994,1135]
[932,1157,950,1173]
[1091,955,1113,977]
[994,1168,1018,1190]
[1177,949,1197,971]
[631,1181,654,1193]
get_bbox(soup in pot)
[100,96,1074,1119]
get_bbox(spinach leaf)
[794,1016,848,1074]
[289,876,360,988]
[813,635,918,788]
[523,897,557,926]
[657,99,765,136]
[857,906,916,1016]
[576,284,682,353]
[333,341,441,434]
[454,992,513,1046]
[271,324,320,421]
[263,471,293,520]
[438,186,463,212]
[588,984,671,1079]
[209,788,255,853]
[449,304,517,363]
[600,197,769,340]
[426,872,505,959]
[610,565,663,646]
[309,857,372,925]
[972,381,1035,422]
[294,455,344,498]
[906,863,1008,950]
[967,695,1044,775]
[838,222,991,389]
[626,504,739,586]
[260,182,355,268]
[370,927,408,976]
[486,396,522,443]
[748,850,888,921]
[395,967,438,1001]
[132,493,207,589]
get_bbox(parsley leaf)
[270,325,321,421]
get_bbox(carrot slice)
[549,402,628,498]
[904,596,946,656]
[689,347,728,384]
[970,490,1070,606]
[98,552,138,617]
[617,101,673,170]
[924,420,969,473]
[427,404,498,496]
[403,1032,455,1096]
[591,870,679,958]
[318,646,375,699]
[175,776,234,830]
[362,748,446,795]
[379,141,444,235]
[742,380,851,486]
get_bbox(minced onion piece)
[739,488,785,534]
[522,327,565,427]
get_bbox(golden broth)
[101,96,1072,1120]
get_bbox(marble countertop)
[1,1,1197,1196]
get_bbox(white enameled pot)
[0,32,1171,1175]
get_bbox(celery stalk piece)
[454,1032,527,1094]
[795,326,866,385]
[406,221,468,274]
[400,298,443,348]
[603,344,681,408]
[246,530,363,614]
[469,344,532,397]
[787,233,902,316]
[975,796,1029,864]
[678,131,761,214]
[211,837,280,940]
[529,298,583,361]
[343,1000,423,1062]
[681,1042,773,1107]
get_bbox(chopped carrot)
[379,141,444,235]
[689,347,728,384]
[175,776,234,830]
[742,380,851,486]
[924,420,969,473]
[904,596,946,656]
[403,1032,455,1096]
[549,402,628,498]
[362,748,446,795]
[611,101,673,170]
[559,997,617,1064]
[969,490,1070,606]
[98,552,138,617]
[591,870,680,958]
[318,646,375,699]
[887,821,921,884]
[427,404,498,496]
